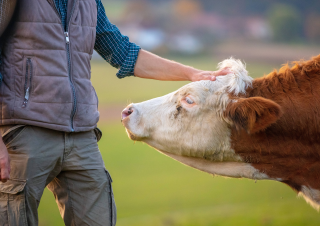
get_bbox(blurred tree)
[305,14,320,44]
[173,0,202,19]
[121,0,156,27]
[268,4,303,42]
[170,0,202,32]
[198,0,320,15]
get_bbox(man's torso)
[0,0,99,132]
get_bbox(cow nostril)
[122,107,134,120]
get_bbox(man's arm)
[94,0,229,81]
[134,49,230,81]
[94,0,140,79]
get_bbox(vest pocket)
[22,58,34,108]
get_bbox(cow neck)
[229,55,320,192]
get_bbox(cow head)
[122,58,281,161]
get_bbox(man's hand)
[134,49,232,82]
[0,138,10,183]
[189,67,231,82]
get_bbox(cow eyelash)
[185,96,194,105]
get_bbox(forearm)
[134,49,199,81]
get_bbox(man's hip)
[0,125,116,226]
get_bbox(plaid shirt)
[0,0,140,79]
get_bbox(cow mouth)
[126,129,144,141]
[122,117,143,141]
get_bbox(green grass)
[39,123,320,226]
[38,57,319,225]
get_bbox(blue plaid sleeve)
[94,0,141,79]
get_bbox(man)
[0,0,229,225]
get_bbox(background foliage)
[103,0,320,44]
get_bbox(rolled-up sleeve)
[94,0,141,79]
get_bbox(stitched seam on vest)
[1,119,70,126]
[73,50,92,54]
[19,73,69,77]
[69,25,96,28]
[0,118,96,131]
[11,48,66,51]
[24,101,73,104]
[15,22,96,28]
[72,103,96,105]
[2,118,70,126]
[14,21,63,25]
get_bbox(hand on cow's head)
[224,97,282,134]
[190,67,232,82]
[121,57,256,159]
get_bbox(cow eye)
[185,96,194,105]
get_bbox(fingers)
[0,157,10,183]
[200,72,217,81]
[209,67,232,81]
[217,67,232,76]
[193,67,232,82]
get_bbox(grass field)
[37,57,320,225]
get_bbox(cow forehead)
[174,81,212,98]
[174,75,241,99]
[176,58,253,98]
[176,80,226,97]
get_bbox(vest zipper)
[66,2,77,132]
[48,0,77,132]
[22,58,33,108]
[64,31,77,132]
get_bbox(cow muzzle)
[122,106,134,121]
[121,104,146,141]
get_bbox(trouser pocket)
[105,169,116,226]
[0,179,27,226]
[2,126,26,146]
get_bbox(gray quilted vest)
[0,0,99,132]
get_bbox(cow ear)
[224,97,282,133]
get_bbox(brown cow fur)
[224,97,282,134]
[225,55,320,209]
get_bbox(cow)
[121,55,320,210]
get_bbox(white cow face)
[122,59,253,162]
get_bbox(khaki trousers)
[0,126,116,226]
